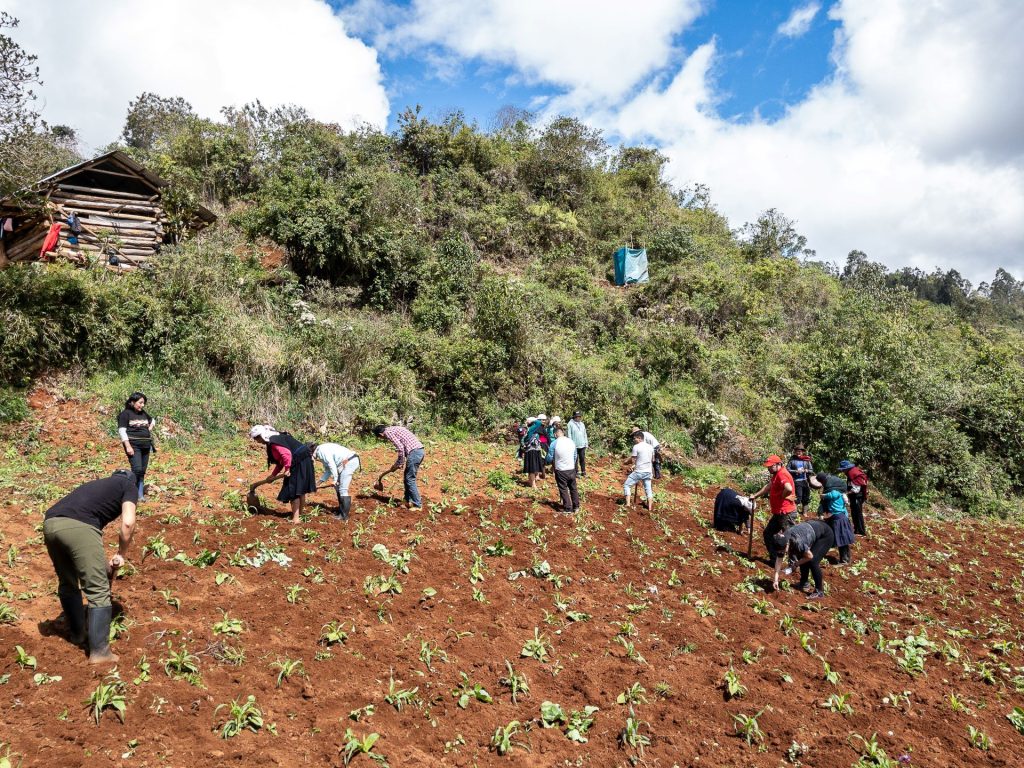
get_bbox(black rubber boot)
[58,587,86,645]
[339,496,352,522]
[87,605,118,664]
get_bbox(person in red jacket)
[837,459,869,536]
[750,455,798,561]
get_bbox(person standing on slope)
[750,455,798,561]
[43,470,137,663]
[631,425,663,479]
[787,444,814,517]
[624,430,655,511]
[837,459,869,536]
[567,411,589,477]
[812,472,855,564]
[373,424,426,511]
[313,442,360,521]
[546,424,580,514]
[521,416,544,488]
[117,392,155,502]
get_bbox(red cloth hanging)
[39,222,63,259]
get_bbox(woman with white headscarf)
[248,425,317,523]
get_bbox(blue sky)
[343,0,842,133]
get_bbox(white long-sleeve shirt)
[314,443,357,484]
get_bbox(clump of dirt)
[1,392,1022,767]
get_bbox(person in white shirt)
[624,430,655,511]
[313,443,360,521]
[631,424,662,479]
[546,425,580,514]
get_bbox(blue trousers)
[404,448,424,507]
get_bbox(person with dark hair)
[567,411,589,476]
[536,414,550,480]
[43,470,137,663]
[313,442,360,522]
[631,425,662,478]
[248,425,317,523]
[624,430,655,511]
[787,444,814,516]
[713,487,753,533]
[750,455,798,560]
[372,424,425,510]
[547,424,580,514]
[117,392,155,502]
[521,416,544,488]
[772,519,834,600]
[812,472,855,564]
[837,460,869,536]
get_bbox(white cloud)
[4,0,390,152]
[589,0,1024,283]
[381,0,704,104]
[777,3,821,38]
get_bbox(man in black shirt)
[43,470,138,663]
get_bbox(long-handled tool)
[746,499,756,559]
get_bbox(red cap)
[763,455,783,467]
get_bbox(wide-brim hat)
[837,459,856,471]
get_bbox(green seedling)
[823,692,853,715]
[490,720,526,755]
[619,707,651,752]
[85,674,127,725]
[214,695,263,738]
[566,706,599,743]
[539,701,566,728]
[212,611,244,635]
[520,628,552,662]
[616,682,648,705]
[349,704,375,721]
[453,673,492,709]
[285,584,307,604]
[341,729,382,766]
[419,640,448,671]
[967,725,991,751]
[162,642,200,681]
[383,672,419,711]
[500,660,529,703]
[723,667,746,699]
[321,621,349,646]
[0,604,18,624]
[271,657,304,687]
[733,706,768,746]
[14,645,36,670]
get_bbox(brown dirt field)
[1,391,1023,767]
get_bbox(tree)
[740,208,816,261]
[121,92,197,151]
[840,250,888,289]
[0,12,40,195]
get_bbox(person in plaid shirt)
[372,425,425,510]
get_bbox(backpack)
[67,213,83,235]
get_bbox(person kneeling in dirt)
[546,424,580,515]
[772,519,835,600]
[713,488,753,533]
[43,469,137,663]
[810,472,855,565]
[624,430,655,511]
[314,442,360,522]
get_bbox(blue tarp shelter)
[613,247,649,285]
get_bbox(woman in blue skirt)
[813,472,855,564]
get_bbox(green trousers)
[43,517,111,608]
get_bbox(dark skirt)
[277,445,317,503]
[523,449,544,474]
[827,514,856,548]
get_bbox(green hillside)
[2,95,1024,516]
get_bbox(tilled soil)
[1,391,1022,767]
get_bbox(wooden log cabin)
[0,151,216,269]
